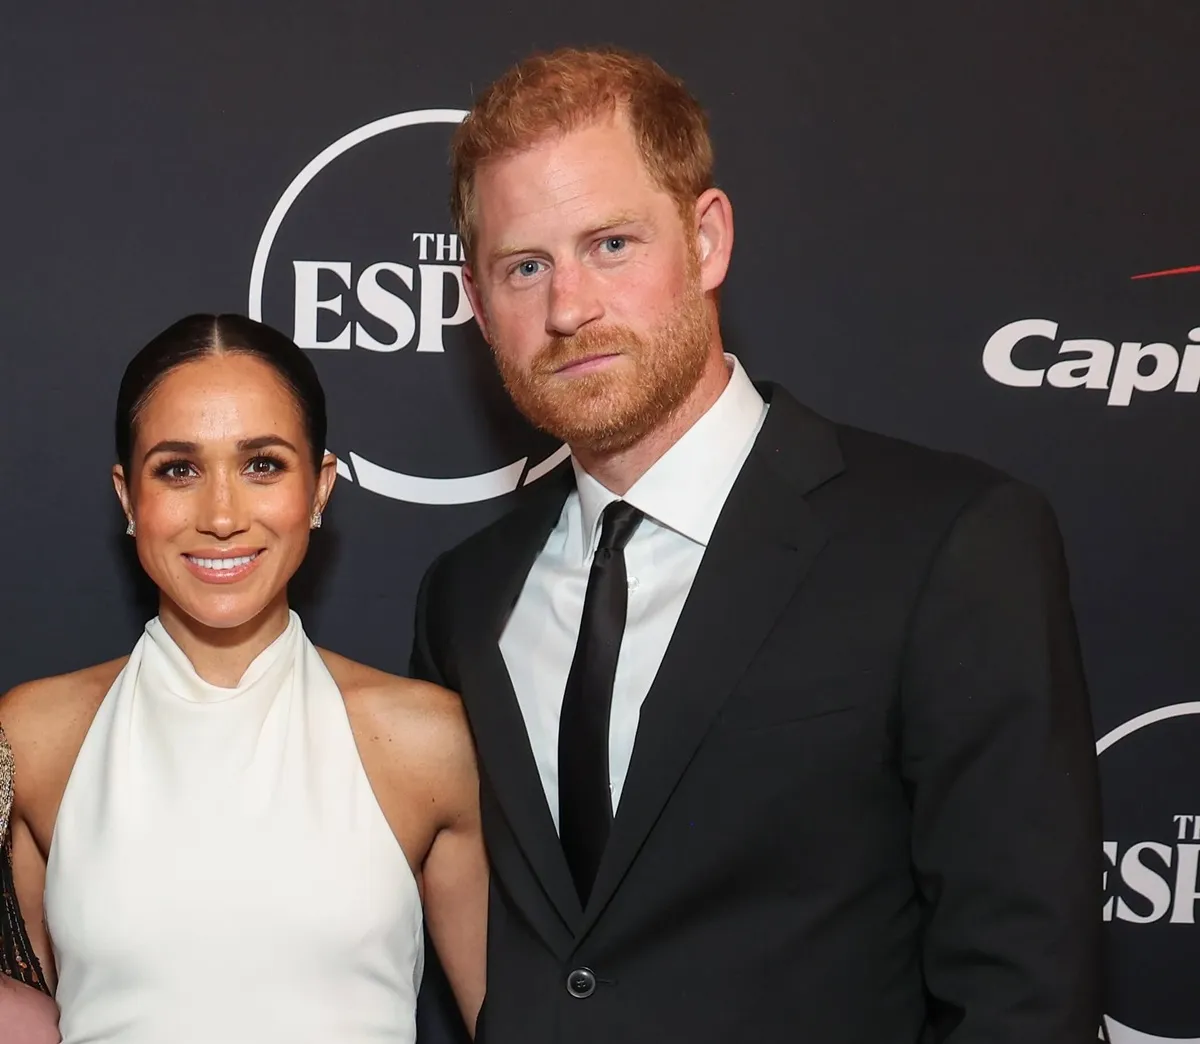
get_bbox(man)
[411,46,1102,1043]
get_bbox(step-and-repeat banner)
[4,3,1198,1041]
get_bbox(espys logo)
[1098,702,1200,1044]
[248,110,568,505]
[982,265,1200,407]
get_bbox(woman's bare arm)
[329,653,487,1036]
[418,701,487,1034]
[0,662,123,993]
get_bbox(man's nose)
[546,262,604,336]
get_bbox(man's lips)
[553,352,622,376]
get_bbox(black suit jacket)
[411,384,1102,1044]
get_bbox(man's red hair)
[450,47,714,261]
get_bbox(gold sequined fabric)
[0,722,49,993]
[0,723,13,841]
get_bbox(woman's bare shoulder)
[318,649,472,757]
[319,649,478,836]
[0,659,127,817]
[0,658,127,745]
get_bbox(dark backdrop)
[3,3,1198,1041]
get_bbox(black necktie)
[558,499,644,904]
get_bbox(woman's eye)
[157,461,196,481]
[246,457,282,476]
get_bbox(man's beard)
[491,280,713,454]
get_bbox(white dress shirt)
[499,355,768,828]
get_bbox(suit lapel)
[578,387,845,936]
[459,468,585,940]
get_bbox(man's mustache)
[531,327,639,374]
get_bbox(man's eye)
[516,259,542,277]
[601,236,627,253]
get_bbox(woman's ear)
[314,452,338,517]
[112,464,134,530]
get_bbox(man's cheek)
[497,333,540,370]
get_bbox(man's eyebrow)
[489,214,644,266]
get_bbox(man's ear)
[693,188,734,294]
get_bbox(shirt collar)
[573,354,767,562]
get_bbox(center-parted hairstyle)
[450,46,715,262]
[115,314,327,472]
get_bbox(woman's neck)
[156,595,292,688]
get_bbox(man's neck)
[573,349,731,496]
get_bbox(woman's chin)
[166,592,285,634]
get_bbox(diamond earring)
[125,518,136,537]
[310,511,322,530]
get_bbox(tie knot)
[597,500,643,553]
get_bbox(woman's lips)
[181,549,265,584]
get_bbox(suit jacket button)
[566,967,597,998]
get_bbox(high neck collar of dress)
[141,611,302,704]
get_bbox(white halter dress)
[43,611,424,1043]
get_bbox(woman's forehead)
[136,355,305,443]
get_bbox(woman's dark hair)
[115,314,327,471]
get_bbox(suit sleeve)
[899,480,1103,1043]
[410,553,449,688]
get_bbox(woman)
[0,315,486,1043]
[0,730,60,1042]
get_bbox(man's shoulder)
[834,420,1009,494]
[764,384,1029,523]
[421,467,570,590]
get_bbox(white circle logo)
[248,110,568,505]
[1097,702,1200,1044]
